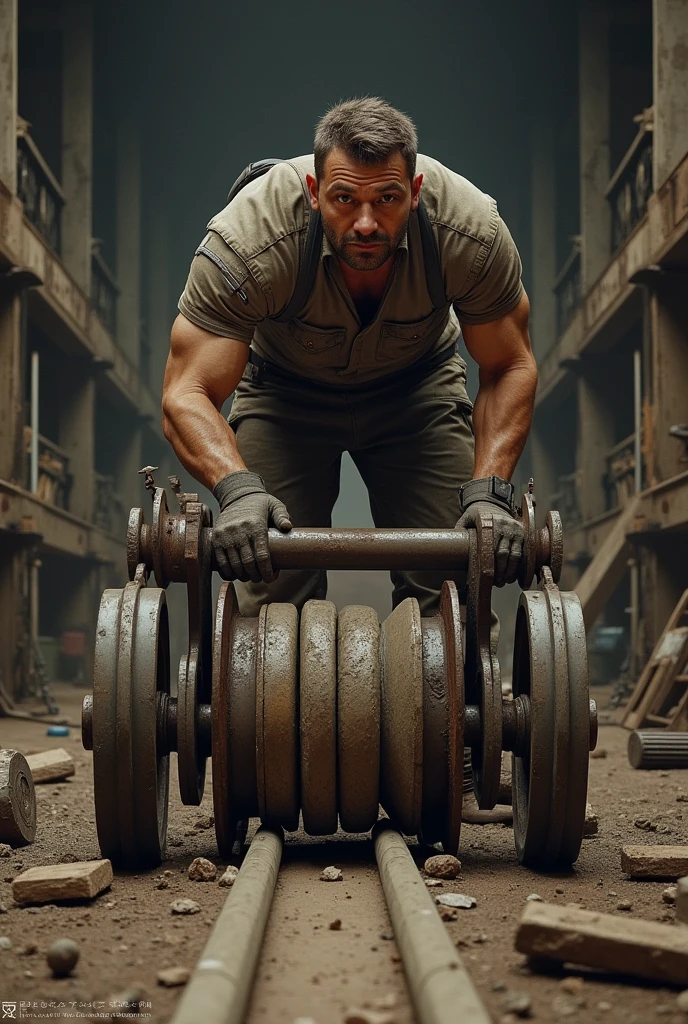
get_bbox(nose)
[353,203,378,236]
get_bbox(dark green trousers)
[228,354,475,617]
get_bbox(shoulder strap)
[417,199,446,310]
[226,159,283,204]
[273,209,322,323]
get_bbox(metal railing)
[16,124,64,254]
[604,433,637,511]
[606,120,653,254]
[91,249,119,335]
[549,471,581,530]
[24,429,71,510]
[553,246,582,337]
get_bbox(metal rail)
[171,823,492,1024]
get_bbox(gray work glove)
[212,471,292,584]
[456,499,524,587]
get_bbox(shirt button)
[307,341,314,348]
[412,334,419,339]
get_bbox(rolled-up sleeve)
[178,230,268,342]
[452,209,523,326]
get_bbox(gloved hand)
[212,471,292,584]
[456,499,524,587]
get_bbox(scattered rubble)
[218,866,239,887]
[25,748,75,784]
[157,966,191,987]
[621,845,688,878]
[435,893,477,910]
[423,854,461,879]
[12,859,112,903]
[633,818,658,832]
[47,938,79,977]
[170,898,200,915]
[188,857,217,881]
[320,866,343,882]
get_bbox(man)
[162,97,537,620]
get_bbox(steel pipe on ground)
[170,828,283,1024]
[373,821,491,1024]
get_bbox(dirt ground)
[1,681,687,1024]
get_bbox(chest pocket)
[289,318,347,368]
[377,309,443,362]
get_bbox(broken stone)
[320,866,343,882]
[329,919,342,931]
[424,878,443,888]
[12,860,112,904]
[634,818,658,832]
[0,845,11,858]
[170,898,200,915]
[188,857,217,881]
[157,966,191,987]
[435,893,477,909]
[662,886,677,905]
[46,938,79,977]
[218,866,239,888]
[501,992,532,1018]
[423,854,461,879]
[526,893,542,902]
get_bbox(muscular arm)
[461,291,538,480]
[161,314,249,489]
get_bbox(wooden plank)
[624,661,672,731]
[621,845,688,879]
[11,859,112,903]
[622,590,688,730]
[515,902,688,986]
[24,748,75,784]
[575,496,640,630]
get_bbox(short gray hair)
[314,97,418,181]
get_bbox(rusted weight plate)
[177,502,213,805]
[440,581,465,855]
[0,750,36,846]
[255,603,299,831]
[300,601,338,836]
[558,588,590,865]
[211,583,238,858]
[419,612,448,847]
[92,582,171,868]
[464,519,502,809]
[338,605,381,834]
[380,598,423,836]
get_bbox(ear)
[410,172,424,211]
[306,173,320,211]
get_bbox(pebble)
[501,992,532,1018]
[677,991,688,1013]
[423,854,462,879]
[321,866,343,882]
[634,818,658,831]
[329,919,342,931]
[218,866,239,888]
[155,878,169,890]
[170,898,201,915]
[435,893,477,909]
[157,966,191,987]
[551,994,584,1017]
[424,879,443,888]
[555,887,565,895]
[0,937,12,950]
[0,845,11,857]
[344,1010,394,1024]
[188,857,217,881]
[0,903,7,914]
[597,1002,612,1012]
[46,938,79,977]
[662,886,677,905]
[193,814,215,830]
[560,977,584,995]
[526,893,542,902]
[616,900,633,911]
[491,980,508,993]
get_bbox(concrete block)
[11,859,112,903]
[25,748,75,784]
[621,845,688,879]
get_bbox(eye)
[335,194,354,204]
[378,194,398,204]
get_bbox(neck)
[337,255,394,299]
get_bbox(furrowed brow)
[374,182,407,194]
[326,182,357,194]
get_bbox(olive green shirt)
[178,153,523,396]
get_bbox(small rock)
[188,857,217,881]
[46,938,79,977]
[0,844,11,858]
[423,854,462,879]
[501,992,532,1018]
[583,803,598,837]
[607,891,617,897]
[597,1002,612,1012]
[170,898,200,915]
[425,878,443,887]
[491,980,508,993]
[634,818,658,832]
[22,942,38,955]
[0,937,12,950]
[155,878,169,890]
[0,903,7,914]
[344,1010,394,1024]
[526,893,542,902]
[439,908,457,921]
[590,748,607,758]
[555,887,565,895]
[662,886,677,905]
[560,977,584,995]
[193,814,215,830]
[157,966,191,987]
[551,994,584,1017]
[616,900,633,911]
[676,991,688,1013]
[380,931,394,941]
[218,866,239,888]
[435,893,476,909]
[320,866,343,882]
[677,793,688,803]
[329,919,342,930]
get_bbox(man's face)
[306,148,423,272]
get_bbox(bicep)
[164,314,249,411]
[461,291,534,379]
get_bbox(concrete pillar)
[579,0,612,291]
[651,281,688,481]
[115,105,141,367]
[0,293,22,483]
[576,370,615,522]
[0,0,17,193]
[61,0,93,293]
[58,369,95,523]
[653,0,688,187]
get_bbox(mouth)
[351,242,382,249]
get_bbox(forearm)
[162,393,247,490]
[472,361,537,480]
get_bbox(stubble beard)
[321,217,409,271]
